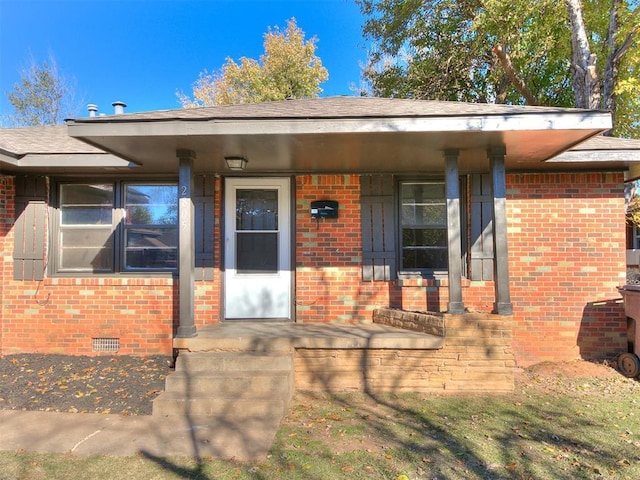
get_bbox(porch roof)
[63,97,613,175]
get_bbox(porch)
[171,310,515,394]
[172,320,446,352]
[156,311,513,459]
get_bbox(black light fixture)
[225,156,248,171]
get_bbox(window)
[56,182,177,274]
[124,184,178,270]
[399,181,448,272]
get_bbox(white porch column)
[488,146,513,315]
[445,149,465,314]
[176,149,197,337]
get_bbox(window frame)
[397,178,448,277]
[51,179,178,277]
[396,177,469,278]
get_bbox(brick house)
[0,97,635,393]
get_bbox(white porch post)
[445,149,465,314]
[488,146,513,315]
[176,149,197,337]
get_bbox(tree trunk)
[603,0,619,115]
[603,0,638,131]
[565,0,601,109]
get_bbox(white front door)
[224,178,291,320]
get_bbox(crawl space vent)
[92,337,120,353]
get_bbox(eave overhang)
[64,98,614,175]
[0,151,135,173]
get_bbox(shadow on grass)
[138,321,638,479]
[139,451,208,479]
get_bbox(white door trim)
[223,177,292,320]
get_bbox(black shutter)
[360,175,396,281]
[13,176,47,281]
[193,175,215,281]
[470,173,494,281]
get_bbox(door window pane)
[236,232,278,273]
[236,189,278,231]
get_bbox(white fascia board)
[548,149,640,163]
[0,152,19,166]
[17,153,139,168]
[67,111,612,137]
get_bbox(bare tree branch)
[492,45,538,105]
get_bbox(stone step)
[153,392,289,418]
[163,370,293,397]
[175,351,293,372]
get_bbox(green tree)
[357,0,639,136]
[4,54,79,126]
[179,18,329,107]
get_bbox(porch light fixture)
[225,156,248,171]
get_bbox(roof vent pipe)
[112,101,127,115]
[87,104,98,117]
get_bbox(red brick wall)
[0,175,222,356]
[194,176,222,327]
[0,175,15,353]
[2,277,176,355]
[507,173,627,366]
[295,175,387,323]
[293,173,627,366]
[0,172,628,365]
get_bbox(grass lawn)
[1,361,639,479]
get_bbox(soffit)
[59,97,615,175]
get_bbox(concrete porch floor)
[173,322,445,352]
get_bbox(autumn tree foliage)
[179,18,329,107]
[4,55,79,126]
[357,0,639,137]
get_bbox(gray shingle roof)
[0,125,103,156]
[570,134,640,151]
[69,96,597,123]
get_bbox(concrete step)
[163,370,293,397]
[149,414,284,460]
[175,351,293,372]
[153,392,289,418]
[153,350,295,459]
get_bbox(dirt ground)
[0,354,172,415]
[520,358,621,380]
[0,354,628,416]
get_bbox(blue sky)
[0,0,368,117]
